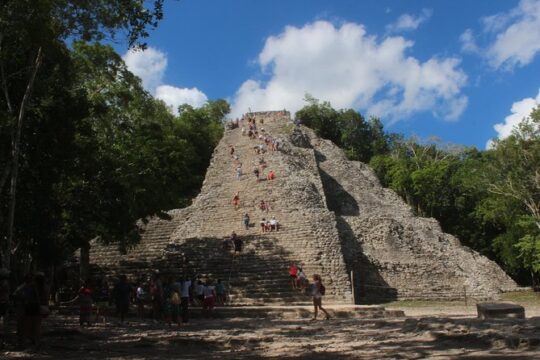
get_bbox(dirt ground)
[2,295,540,359]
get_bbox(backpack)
[319,284,326,296]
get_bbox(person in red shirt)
[288,264,298,290]
[232,192,240,209]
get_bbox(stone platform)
[477,302,525,319]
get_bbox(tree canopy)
[1,1,229,276]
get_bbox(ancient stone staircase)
[89,110,518,304]
[90,111,353,305]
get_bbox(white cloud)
[459,29,480,53]
[488,88,540,148]
[386,9,433,32]
[155,85,208,113]
[122,47,167,91]
[462,0,540,70]
[122,47,208,112]
[231,21,467,121]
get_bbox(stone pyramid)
[89,111,517,304]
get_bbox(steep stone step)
[89,112,356,305]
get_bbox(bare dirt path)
[2,309,540,359]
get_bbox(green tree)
[0,0,167,269]
[486,107,540,286]
[295,95,341,144]
[65,42,226,278]
[295,97,391,162]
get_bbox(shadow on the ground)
[3,310,540,359]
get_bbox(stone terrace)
[89,111,518,304]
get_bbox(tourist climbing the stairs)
[259,200,269,212]
[269,216,279,231]
[297,268,308,291]
[243,213,250,230]
[236,165,242,180]
[232,192,240,209]
[233,235,243,254]
[258,157,267,170]
[288,264,298,289]
[229,231,238,247]
[253,167,260,182]
[311,274,330,321]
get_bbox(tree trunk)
[0,164,10,196]
[80,242,90,282]
[4,47,43,270]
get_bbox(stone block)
[477,302,525,320]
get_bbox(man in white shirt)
[269,217,279,231]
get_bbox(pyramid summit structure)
[89,111,517,304]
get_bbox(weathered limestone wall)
[301,126,518,300]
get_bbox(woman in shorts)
[311,274,330,321]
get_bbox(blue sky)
[118,0,540,149]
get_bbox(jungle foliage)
[0,0,226,274]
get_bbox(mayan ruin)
[3,1,540,358]
[89,111,518,304]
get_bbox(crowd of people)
[225,114,284,253]
[73,273,229,328]
[233,115,281,185]
[0,269,233,350]
[230,114,283,228]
